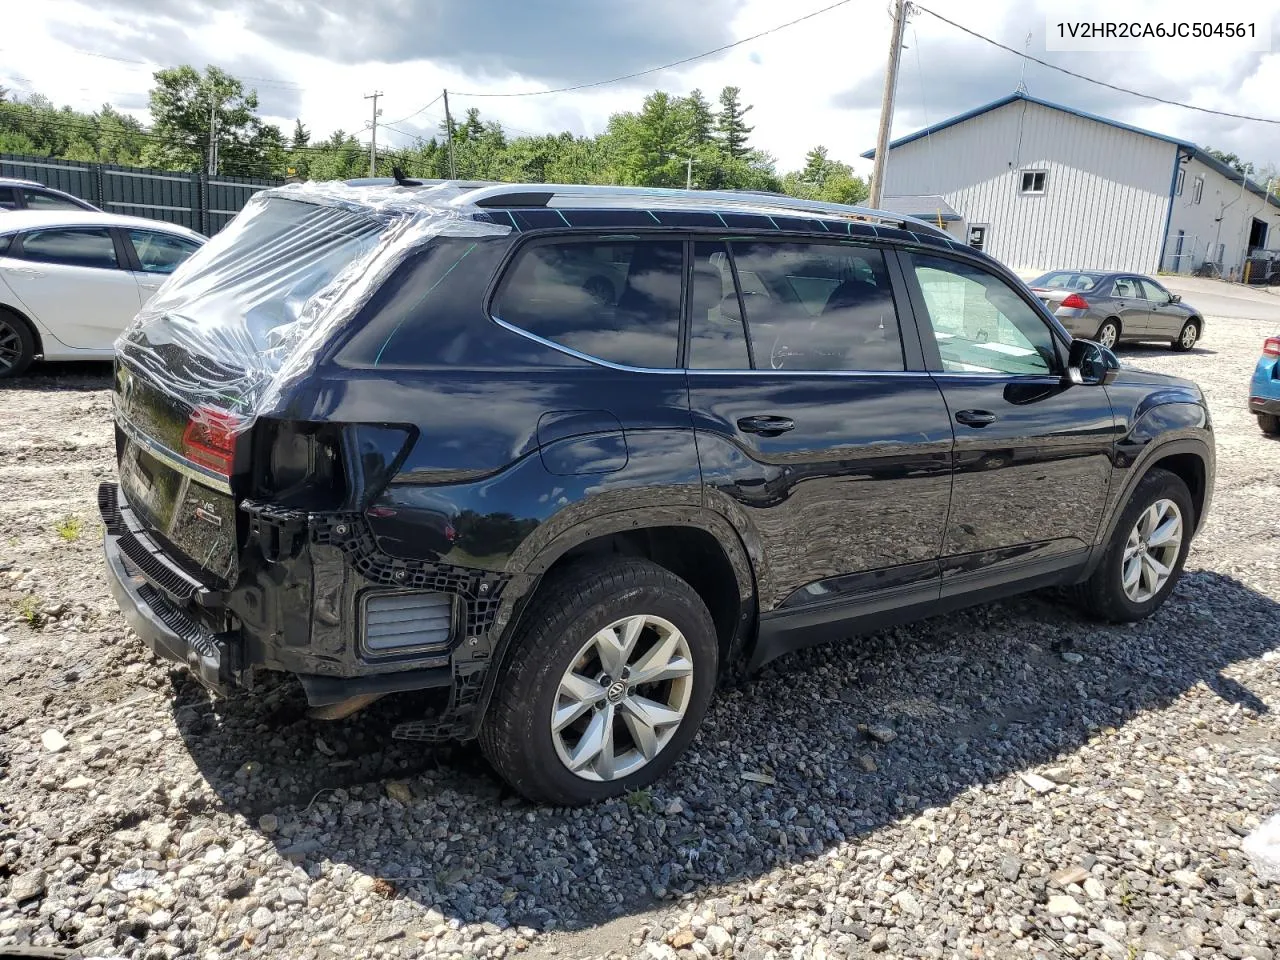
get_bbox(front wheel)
[1070,467,1193,622]
[0,310,36,379]
[1172,320,1200,351]
[1258,412,1280,435]
[1095,319,1120,350]
[480,558,718,805]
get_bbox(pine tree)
[290,118,310,150]
[682,89,714,147]
[715,86,754,159]
[802,146,830,186]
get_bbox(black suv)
[100,182,1214,805]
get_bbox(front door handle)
[737,415,795,436]
[955,409,998,427]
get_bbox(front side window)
[492,237,683,368]
[1138,278,1170,302]
[19,227,118,269]
[128,230,203,274]
[712,239,905,372]
[688,241,752,369]
[1020,170,1047,194]
[21,188,87,211]
[910,253,1056,376]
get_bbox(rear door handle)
[737,415,795,436]
[955,410,998,427]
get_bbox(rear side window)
[727,239,905,372]
[0,234,11,256]
[0,188,17,211]
[492,237,684,369]
[19,227,118,269]
[22,188,87,211]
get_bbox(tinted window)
[728,240,904,371]
[911,253,1056,375]
[128,229,202,274]
[1138,278,1169,301]
[688,240,751,369]
[22,188,87,211]
[0,188,17,211]
[493,238,683,368]
[20,228,118,269]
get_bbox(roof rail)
[451,183,948,237]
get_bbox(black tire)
[1095,318,1120,350]
[479,558,718,805]
[1172,319,1200,352]
[1258,413,1280,435]
[0,308,37,379]
[1070,467,1194,622]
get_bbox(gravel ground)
[2,313,1279,960]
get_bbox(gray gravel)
[2,311,1280,960]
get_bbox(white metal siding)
[1165,156,1280,276]
[883,101,1175,274]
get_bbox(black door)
[899,250,1119,599]
[685,238,954,629]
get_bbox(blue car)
[1250,335,1280,434]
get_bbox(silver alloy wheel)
[550,614,694,782]
[1122,498,1183,603]
[1180,323,1198,349]
[1098,322,1118,349]
[0,316,20,373]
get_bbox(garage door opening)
[1249,217,1268,253]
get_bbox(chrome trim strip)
[489,314,685,375]
[115,408,235,494]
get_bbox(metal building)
[864,93,1280,278]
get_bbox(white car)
[0,211,206,377]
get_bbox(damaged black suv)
[102,180,1214,805]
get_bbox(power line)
[451,0,856,98]
[383,93,444,127]
[912,4,1280,126]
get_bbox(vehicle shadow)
[0,363,113,391]
[1117,343,1219,358]
[169,568,1279,937]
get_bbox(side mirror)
[1066,338,1120,386]
[1169,293,1181,303]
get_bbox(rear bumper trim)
[1249,396,1280,415]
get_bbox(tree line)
[0,66,867,204]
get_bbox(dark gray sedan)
[1028,270,1204,351]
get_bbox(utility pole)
[364,91,382,178]
[869,0,908,209]
[686,156,693,190]
[207,101,219,175]
[442,88,458,180]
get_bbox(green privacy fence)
[0,153,281,235]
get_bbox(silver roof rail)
[450,183,949,237]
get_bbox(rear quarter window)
[491,237,684,369]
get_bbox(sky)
[4,0,1280,177]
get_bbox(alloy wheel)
[1121,498,1183,603]
[0,317,20,373]
[550,614,694,782]
[1098,323,1118,349]
[1180,323,1198,349]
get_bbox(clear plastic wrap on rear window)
[115,181,511,436]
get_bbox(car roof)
[0,210,205,240]
[0,177,46,188]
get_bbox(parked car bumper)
[1250,357,1280,413]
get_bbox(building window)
[1176,168,1185,195]
[1193,175,1204,204]
[1020,170,1047,194]
[968,225,987,250]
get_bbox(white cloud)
[5,0,1280,178]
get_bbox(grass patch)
[54,515,83,542]
[15,595,43,627]
[625,788,653,813]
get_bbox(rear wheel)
[0,309,36,379]
[1172,319,1199,351]
[480,558,718,805]
[1095,318,1120,349]
[1070,467,1193,622]
[1258,412,1280,435]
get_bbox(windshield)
[1031,271,1100,292]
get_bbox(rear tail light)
[1060,293,1089,309]
[1263,336,1280,357]
[182,407,245,476]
